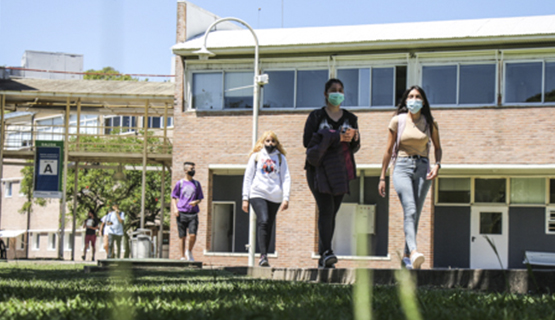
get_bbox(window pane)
[438,178,471,203]
[371,67,394,106]
[337,69,370,107]
[122,116,131,128]
[475,178,506,203]
[551,179,555,203]
[422,65,457,104]
[262,71,294,108]
[152,117,161,128]
[459,64,496,104]
[192,72,223,110]
[395,66,408,105]
[480,212,502,234]
[510,178,545,204]
[113,116,121,127]
[545,62,555,102]
[296,70,328,108]
[224,72,253,109]
[505,62,542,103]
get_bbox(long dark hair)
[396,85,435,135]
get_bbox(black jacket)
[306,129,349,195]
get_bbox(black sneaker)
[319,250,337,269]
[81,255,85,261]
[259,255,270,267]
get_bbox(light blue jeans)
[393,157,432,256]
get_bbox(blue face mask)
[327,92,345,106]
[406,99,423,114]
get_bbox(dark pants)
[306,168,345,255]
[108,234,123,259]
[250,198,281,256]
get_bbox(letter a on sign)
[39,160,58,175]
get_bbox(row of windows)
[191,60,555,110]
[437,177,555,205]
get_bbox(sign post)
[34,140,64,198]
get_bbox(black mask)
[265,145,276,153]
[188,170,196,177]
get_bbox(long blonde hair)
[249,131,287,157]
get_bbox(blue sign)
[34,141,63,198]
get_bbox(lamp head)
[193,46,216,60]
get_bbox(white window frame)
[419,61,498,107]
[335,64,405,109]
[546,206,555,235]
[64,232,73,251]
[35,115,65,141]
[32,233,40,251]
[48,233,57,251]
[502,59,555,106]
[5,182,12,198]
[17,234,25,251]
[103,115,136,135]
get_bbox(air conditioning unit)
[355,204,376,235]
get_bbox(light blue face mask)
[327,92,345,106]
[406,99,423,114]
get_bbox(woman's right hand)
[378,180,387,198]
[340,128,355,142]
[242,200,249,213]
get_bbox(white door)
[470,206,509,269]
[332,203,357,256]
[212,202,234,252]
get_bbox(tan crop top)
[388,115,438,158]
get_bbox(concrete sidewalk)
[223,266,555,294]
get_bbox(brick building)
[170,2,555,269]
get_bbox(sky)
[1,0,555,81]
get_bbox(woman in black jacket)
[303,78,360,268]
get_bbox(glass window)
[480,212,502,234]
[20,234,25,250]
[475,178,506,203]
[5,182,12,197]
[438,178,471,203]
[511,178,545,204]
[34,234,40,250]
[422,65,457,104]
[337,68,370,107]
[372,67,394,106]
[50,233,56,250]
[148,117,162,129]
[395,66,408,105]
[551,179,555,204]
[262,71,294,108]
[545,62,555,103]
[459,64,496,104]
[224,72,253,109]
[192,72,223,110]
[296,70,328,109]
[505,62,542,103]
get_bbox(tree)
[83,67,137,81]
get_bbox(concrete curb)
[223,267,555,294]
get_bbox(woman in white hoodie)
[242,131,291,267]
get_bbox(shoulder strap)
[389,114,407,168]
[278,153,282,166]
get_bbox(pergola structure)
[0,78,175,259]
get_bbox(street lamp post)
[194,18,268,267]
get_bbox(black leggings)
[306,168,345,255]
[250,198,281,256]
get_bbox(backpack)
[389,113,431,169]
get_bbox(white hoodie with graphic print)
[242,148,291,204]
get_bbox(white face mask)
[406,99,423,114]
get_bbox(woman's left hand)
[426,165,440,180]
[279,201,289,212]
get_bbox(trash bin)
[130,229,152,259]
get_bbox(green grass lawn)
[0,262,554,320]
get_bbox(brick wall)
[169,101,555,268]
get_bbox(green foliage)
[18,164,48,215]
[84,67,137,81]
[69,129,171,154]
[1,263,555,320]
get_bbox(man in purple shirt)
[171,162,204,261]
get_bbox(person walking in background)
[378,85,442,270]
[242,131,291,267]
[101,204,125,259]
[82,211,99,261]
[303,78,360,269]
[172,162,204,261]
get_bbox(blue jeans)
[392,157,432,256]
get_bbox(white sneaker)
[402,257,412,269]
[185,250,194,262]
[180,257,186,261]
[411,252,425,269]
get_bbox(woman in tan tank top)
[378,85,442,269]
